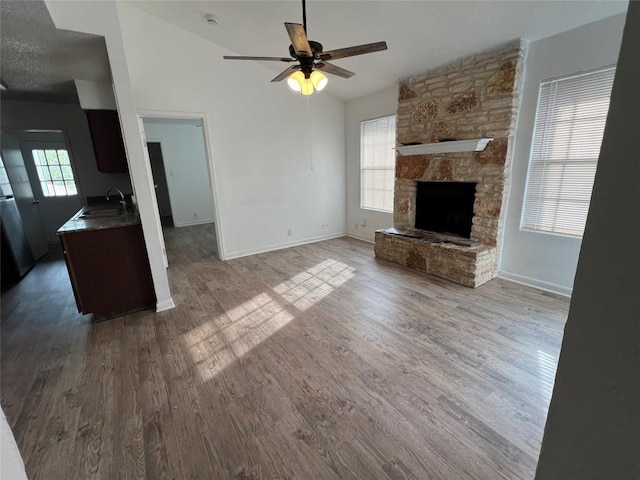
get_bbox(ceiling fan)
[222,0,388,95]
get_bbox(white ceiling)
[129,0,628,101]
[0,1,627,104]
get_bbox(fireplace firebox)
[414,181,477,238]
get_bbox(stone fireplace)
[375,41,527,287]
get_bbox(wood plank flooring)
[1,224,569,479]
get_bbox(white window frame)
[521,66,615,238]
[360,114,397,213]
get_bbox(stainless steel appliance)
[1,195,35,286]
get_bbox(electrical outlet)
[287,228,292,236]
[321,223,328,229]
[193,212,197,218]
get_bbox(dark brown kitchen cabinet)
[60,224,156,319]
[85,109,129,173]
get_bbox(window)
[361,115,396,212]
[0,155,13,196]
[521,66,615,237]
[32,149,78,197]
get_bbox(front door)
[0,133,49,260]
[19,140,83,242]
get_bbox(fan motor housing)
[289,40,323,59]
[290,40,323,77]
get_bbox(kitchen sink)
[78,208,123,219]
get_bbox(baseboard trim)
[156,298,176,312]
[173,219,215,228]
[346,233,374,244]
[225,232,346,260]
[498,271,572,297]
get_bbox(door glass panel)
[65,182,77,195]
[57,150,70,164]
[0,155,13,195]
[61,166,73,180]
[33,150,46,165]
[31,149,78,197]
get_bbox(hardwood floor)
[1,224,569,479]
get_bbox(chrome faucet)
[106,188,127,212]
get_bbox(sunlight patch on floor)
[273,259,355,311]
[185,259,355,380]
[537,350,558,402]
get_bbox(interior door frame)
[137,117,169,269]
[138,110,224,260]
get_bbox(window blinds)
[521,67,615,237]
[361,115,396,212]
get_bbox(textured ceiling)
[0,0,111,104]
[129,0,628,101]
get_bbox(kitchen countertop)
[57,204,141,235]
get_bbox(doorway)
[18,134,83,243]
[140,115,220,261]
[147,142,174,227]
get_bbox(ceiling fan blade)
[223,55,295,62]
[284,22,312,57]
[319,41,388,61]
[271,65,300,82]
[315,61,355,79]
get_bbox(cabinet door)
[60,236,84,313]
[61,225,156,318]
[85,110,129,173]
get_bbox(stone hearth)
[374,231,496,287]
[375,41,527,287]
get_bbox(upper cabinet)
[85,109,128,174]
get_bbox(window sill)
[360,206,393,214]
[520,227,583,240]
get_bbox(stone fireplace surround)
[374,41,527,287]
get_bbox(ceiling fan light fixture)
[299,77,314,96]
[287,70,327,95]
[287,70,317,95]
[287,70,304,92]
[310,70,328,91]
[223,0,387,95]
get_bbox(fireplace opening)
[415,181,477,238]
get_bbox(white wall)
[74,79,117,110]
[499,14,626,296]
[0,99,132,198]
[46,0,173,311]
[142,119,215,227]
[535,3,640,477]
[1,408,27,480]
[345,87,398,242]
[118,3,346,259]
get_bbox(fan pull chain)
[307,95,314,171]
